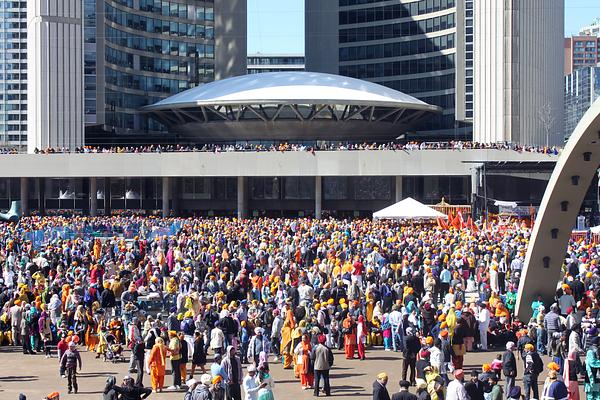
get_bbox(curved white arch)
[516,99,600,319]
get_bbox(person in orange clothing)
[342,314,357,359]
[148,337,168,393]
[280,307,295,369]
[294,333,314,390]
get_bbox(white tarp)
[373,197,448,220]
[494,200,518,208]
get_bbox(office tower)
[247,54,305,74]
[0,1,27,150]
[473,0,564,146]
[565,66,600,140]
[27,0,85,153]
[306,0,467,138]
[86,0,247,140]
[564,35,600,76]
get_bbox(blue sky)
[247,0,600,54]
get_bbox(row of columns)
[17,175,408,219]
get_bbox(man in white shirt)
[447,369,469,400]
[242,365,263,400]
[477,304,491,350]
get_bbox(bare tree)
[538,102,556,147]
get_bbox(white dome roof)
[146,72,439,112]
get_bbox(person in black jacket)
[503,341,518,397]
[373,373,391,400]
[100,284,116,318]
[464,370,485,400]
[402,328,420,385]
[112,376,152,400]
[392,380,417,400]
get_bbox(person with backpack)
[312,334,334,397]
[522,343,544,400]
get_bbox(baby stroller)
[103,333,125,363]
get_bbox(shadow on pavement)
[0,375,38,381]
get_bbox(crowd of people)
[0,141,561,155]
[0,215,597,400]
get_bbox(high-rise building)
[580,18,600,36]
[305,0,468,139]
[564,36,600,75]
[473,0,564,146]
[564,20,600,76]
[27,0,85,153]
[247,54,305,74]
[0,1,27,150]
[564,66,600,140]
[84,0,246,141]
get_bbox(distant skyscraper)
[305,0,468,138]
[27,0,85,152]
[473,0,564,146]
[0,0,27,150]
[564,66,600,140]
[247,54,305,74]
[85,0,247,139]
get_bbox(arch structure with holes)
[515,99,600,320]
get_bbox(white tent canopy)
[373,197,448,220]
[590,225,600,234]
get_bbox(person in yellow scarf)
[446,307,457,342]
[279,308,295,369]
[148,337,168,392]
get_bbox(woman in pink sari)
[563,350,580,400]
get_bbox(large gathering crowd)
[0,216,597,400]
[0,141,561,155]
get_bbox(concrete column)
[104,178,111,215]
[162,177,170,218]
[38,178,45,216]
[471,167,480,197]
[20,177,28,216]
[395,176,403,202]
[89,177,97,217]
[315,176,322,219]
[237,176,246,219]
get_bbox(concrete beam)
[0,150,557,178]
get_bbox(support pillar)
[38,178,45,216]
[104,178,111,215]
[162,177,170,218]
[237,176,246,219]
[20,177,28,216]
[89,177,97,217]
[315,176,322,219]
[471,167,480,218]
[395,176,403,202]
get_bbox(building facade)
[27,0,85,153]
[564,36,600,76]
[247,54,305,74]
[565,66,600,140]
[473,0,564,146]
[305,0,467,139]
[0,0,27,150]
[85,0,246,138]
